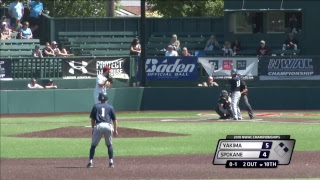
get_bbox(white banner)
[198,57,258,79]
[96,58,129,79]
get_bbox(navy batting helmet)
[231,69,238,75]
[98,92,108,101]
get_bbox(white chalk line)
[159,118,320,124]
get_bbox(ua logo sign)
[68,61,88,74]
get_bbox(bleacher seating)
[0,39,42,58]
[57,31,137,56]
[146,32,224,56]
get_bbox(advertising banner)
[144,56,198,80]
[259,57,320,80]
[62,59,96,79]
[0,59,12,80]
[198,57,258,80]
[62,57,129,79]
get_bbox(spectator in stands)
[165,45,178,57]
[289,14,299,34]
[20,21,33,39]
[181,47,192,56]
[204,35,220,51]
[11,18,22,33]
[169,34,180,51]
[222,41,234,56]
[198,76,219,87]
[43,42,56,56]
[45,79,57,89]
[231,37,241,55]
[8,0,24,26]
[129,37,141,56]
[282,33,298,50]
[256,40,270,56]
[1,16,11,29]
[28,78,44,89]
[27,0,43,38]
[32,45,43,58]
[51,41,73,57]
[1,23,12,40]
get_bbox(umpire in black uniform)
[240,80,254,119]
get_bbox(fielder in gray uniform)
[86,92,118,168]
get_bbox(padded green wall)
[0,88,143,114]
[1,87,319,114]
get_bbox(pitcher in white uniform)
[94,66,112,104]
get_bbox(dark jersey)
[90,103,116,124]
[218,95,230,109]
[229,75,241,92]
[240,80,247,95]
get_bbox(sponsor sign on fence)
[144,56,198,80]
[198,57,258,80]
[62,57,129,79]
[259,57,320,80]
[0,59,12,80]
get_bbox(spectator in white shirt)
[165,45,178,57]
[28,78,44,89]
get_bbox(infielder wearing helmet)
[87,92,118,168]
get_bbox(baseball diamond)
[1,0,320,179]
[1,111,320,180]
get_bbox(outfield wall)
[1,87,319,114]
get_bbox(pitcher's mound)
[10,127,188,138]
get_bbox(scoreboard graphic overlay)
[212,135,296,168]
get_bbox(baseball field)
[1,110,320,180]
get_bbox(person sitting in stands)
[1,16,11,29]
[204,35,220,51]
[282,33,298,50]
[231,37,241,55]
[20,21,33,39]
[181,47,192,56]
[165,45,178,57]
[129,37,141,56]
[28,78,44,89]
[256,40,270,56]
[169,34,180,51]
[45,79,57,89]
[51,41,73,57]
[32,45,43,58]
[222,41,234,56]
[198,76,219,87]
[43,42,56,56]
[1,23,12,40]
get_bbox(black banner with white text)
[0,59,12,80]
[62,57,130,79]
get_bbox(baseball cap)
[49,79,53,82]
[51,41,58,45]
[260,40,265,44]
[103,66,111,71]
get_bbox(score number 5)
[262,142,273,149]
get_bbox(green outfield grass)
[1,111,320,159]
